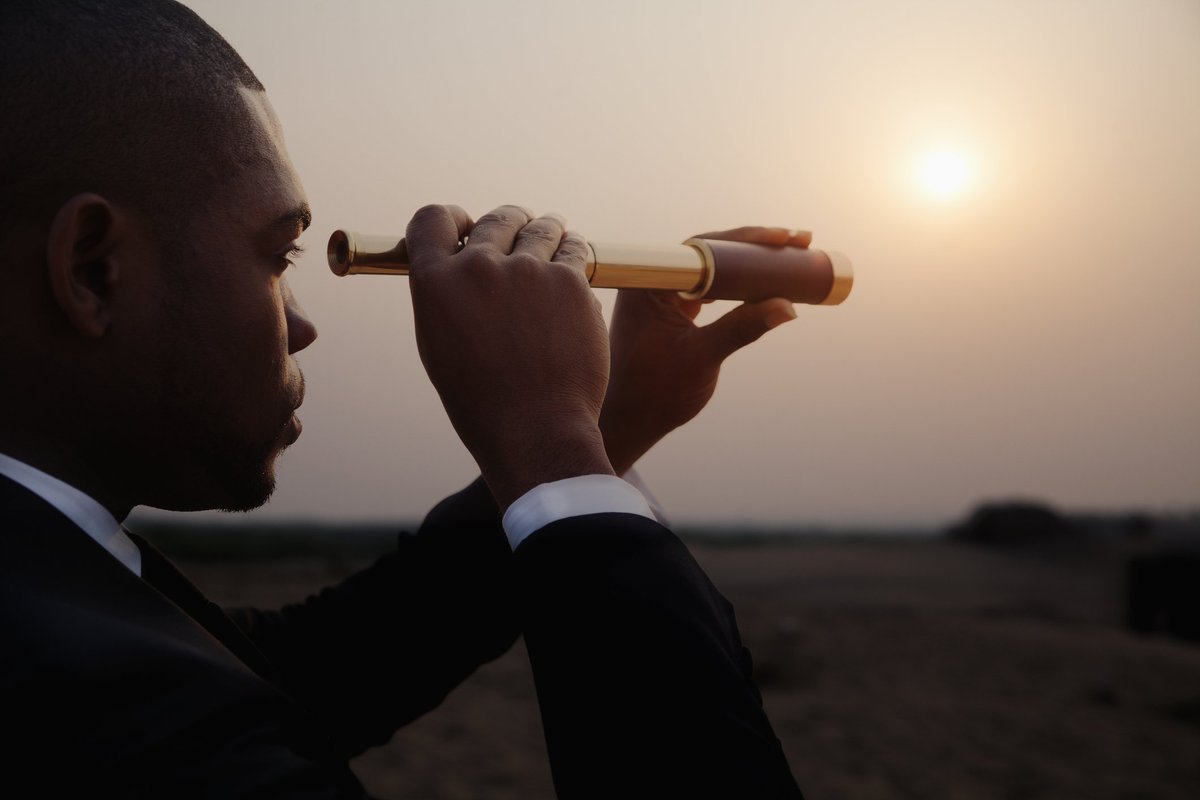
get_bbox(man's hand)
[405,204,614,511]
[599,226,809,475]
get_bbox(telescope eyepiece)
[327,229,352,276]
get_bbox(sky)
[145,0,1200,529]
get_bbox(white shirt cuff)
[501,474,656,550]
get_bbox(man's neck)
[0,433,132,519]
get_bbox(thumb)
[701,298,797,361]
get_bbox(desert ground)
[172,533,1200,799]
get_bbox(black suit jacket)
[1,474,801,798]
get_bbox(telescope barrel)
[328,229,852,305]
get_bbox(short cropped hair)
[0,0,266,244]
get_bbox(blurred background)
[133,0,1200,530]
[138,1,1199,797]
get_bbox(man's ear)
[45,193,127,339]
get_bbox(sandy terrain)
[178,538,1200,799]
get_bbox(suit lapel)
[126,530,282,685]
[0,475,280,686]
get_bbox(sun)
[917,148,971,198]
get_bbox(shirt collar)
[0,451,141,576]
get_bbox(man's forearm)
[515,514,803,799]
[228,479,518,757]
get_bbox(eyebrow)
[272,203,312,233]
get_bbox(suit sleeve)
[515,513,804,799]
[227,477,519,757]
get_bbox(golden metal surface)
[327,228,852,305]
[327,230,409,276]
[330,229,709,292]
[585,242,707,292]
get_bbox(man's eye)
[280,243,306,269]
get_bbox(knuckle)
[559,240,587,260]
[459,247,503,271]
[556,234,588,258]
[479,206,526,228]
[407,204,448,237]
[507,252,545,274]
[410,203,446,226]
[472,212,505,230]
[517,224,561,246]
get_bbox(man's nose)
[283,279,318,355]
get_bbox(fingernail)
[766,304,797,329]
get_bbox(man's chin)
[204,430,292,512]
[214,465,277,513]
[142,457,278,514]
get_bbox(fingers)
[693,226,812,249]
[552,229,589,273]
[785,229,813,248]
[406,204,473,268]
[407,202,587,288]
[511,212,569,261]
[694,226,789,246]
[463,204,535,253]
[700,298,797,361]
[646,289,704,322]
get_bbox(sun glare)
[918,148,971,198]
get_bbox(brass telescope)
[328,230,853,305]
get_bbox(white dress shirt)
[0,451,141,576]
[0,450,657,566]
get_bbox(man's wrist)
[598,405,659,478]
[481,424,614,512]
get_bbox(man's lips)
[283,378,305,446]
[284,411,303,446]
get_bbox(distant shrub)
[947,501,1080,546]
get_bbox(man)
[0,1,808,797]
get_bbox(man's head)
[0,0,317,516]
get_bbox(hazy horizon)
[136,0,1200,530]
